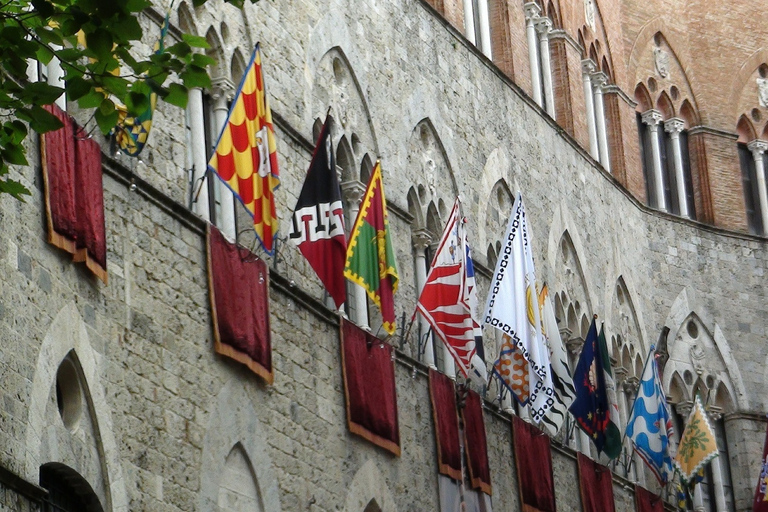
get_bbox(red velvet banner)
[41,104,107,283]
[577,453,616,512]
[340,319,400,456]
[429,369,461,480]
[207,225,272,383]
[513,415,556,512]
[463,389,492,495]
[634,485,663,512]
[72,127,107,280]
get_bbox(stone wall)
[0,0,765,510]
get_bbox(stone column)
[591,71,610,172]
[676,402,704,510]
[342,180,369,329]
[748,140,768,233]
[623,376,645,485]
[641,109,667,212]
[188,88,210,220]
[211,78,237,239]
[463,0,477,46]
[567,334,591,454]
[47,49,66,110]
[581,60,599,160]
[476,0,492,58]
[535,18,555,118]
[524,3,543,107]
[665,118,689,218]
[413,229,436,369]
[707,408,728,512]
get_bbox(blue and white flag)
[625,347,676,485]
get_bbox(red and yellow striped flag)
[208,43,280,254]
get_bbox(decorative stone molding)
[584,0,596,31]
[411,229,432,251]
[758,77,768,108]
[535,17,552,36]
[747,139,768,157]
[622,376,639,396]
[567,335,585,357]
[675,400,694,420]
[641,109,663,126]
[653,47,670,78]
[210,76,235,102]
[664,118,685,134]
[581,58,597,77]
[341,180,366,205]
[523,2,541,21]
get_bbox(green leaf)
[31,0,55,18]
[95,107,119,135]
[126,91,150,114]
[85,28,114,60]
[164,83,188,109]
[34,26,64,47]
[180,64,212,89]
[25,82,65,104]
[0,177,31,201]
[8,121,28,144]
[25,106,63,134]
[110,15,142,42]
[167,42,192,58]
[2,144,29,166]
[66,77,91,101]
[78,89,107,109]
[99,97,116,116]
[35,45,55,65]
[181,34,210,49]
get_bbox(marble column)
[748,140,768,233]
[476,0,492,58]
[591,71,610,172]
[211,78,237,239]
[581,60,599,159]
[665,118,689,218]
[641,109,667,212]
[188,88,210,220]
[413,229,436,369]
[524,3,543,107]
[342,180,370,329]
[535,18,555,118]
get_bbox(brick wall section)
[488,0,516,79]
[696,131,748,231]
[567,42,591,150]
[604,90,644,200]
[441,0,465,33]
[551,36,575,135]
[688,131,714,223]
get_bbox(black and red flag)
[289,116,347,309]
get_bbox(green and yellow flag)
[344,162,399,334]
[674,395,718,483]
[113,9,171,157]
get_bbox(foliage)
[0,0,257,200]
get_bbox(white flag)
[538,285,576,435]
[483,193,555,423]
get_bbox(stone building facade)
[0,0,766,511]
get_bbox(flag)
[625,347,675,485]
[753,416,768,510]
[465,241,488,389]
[416,199,477,377]
[344,162,399,334]
[599,323,622,456]
[674,394,718,483]
[538,285,576,436]
[288,116,346,309]
[113,8,171,157]
[484,193,555,423]
[569,317,622,458]
[208,43,280,255]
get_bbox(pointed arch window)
[739,140,768,235]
